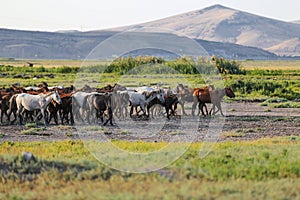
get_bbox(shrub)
[54,66,79,73]
[230,79,300,100]
[211,56,246,75]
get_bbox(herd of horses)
[0,82,235,126]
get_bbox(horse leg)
[34,111,41,124]
[0,110,3,124]
[130,106,134,117]
[165,106,170,120]
[179,101,186,115]
[109,107,113,125]
[172,102,178,116]
[7,109,11,124]
[209,104,215,116]
[69,109,74,125]
[191,101,198,116]
[4,109,9,123]
[204,104,208,116]
[8,110,17,125]
[136,106,140,116]
[198,102,205,116]
[140,104,146,116]
[53,110,58,125]
[16,106,24,125]
[41,109,48,126]
[103,107,113,126]
[215,103,224,116]
[124,105,128,118]
[30,111,35,122]
[59,109,64,125]
[146,106,151,118]
[47,111,53,124]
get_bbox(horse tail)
[7,94,18,115]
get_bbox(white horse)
[128,90,165,117]
[16,90,62,125]
[72,91,98,122]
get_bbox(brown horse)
[0,94,11,124]
[92,93,113,126]
[196,87,235,116]
[176,84,192,115]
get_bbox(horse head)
[225,87,235,98]
[53,90,62,104]
[156,90,165,104]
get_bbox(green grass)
[260,98,300,108]
[0,138,300,199]
[272,102,300,108]
[0,59,300,101]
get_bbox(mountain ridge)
[103,4,300,56]
[0,27,277,60]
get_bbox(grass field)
[0,59,299,199]
[0,137,300,199]
[0,59,84,68]
[1,59,299,101]
[240,60,300,70]
[2,58,300,69]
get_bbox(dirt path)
[0,102,299,142]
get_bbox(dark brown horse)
[91,93,113,126]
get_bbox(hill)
[292,20,300,24]
[0,28,276,60]
[108,4,300,56]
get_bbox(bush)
[106,56,165,75]
[211,56,246,75]
[54,66,79,73]
[229,79,300,100]
[105,56,220,75]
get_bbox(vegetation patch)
[120,131,130,135]
[0,59,299,102]
[0,139,300,199]
[25,123,38,128]
[20,128,48,136]
[272,102,300,108]
[260,98,300,108]
[84,126,103,132]
[221,131,246,138]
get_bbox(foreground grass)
[0,137,300,199]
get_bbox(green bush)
[230,78,300,100]
[106,56,165,75]
[54,66,78,73]
[105,56,219,75]
[212,56,246,75]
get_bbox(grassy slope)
[0,137,300,199]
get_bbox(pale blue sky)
[1,0,299,31]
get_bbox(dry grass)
[240,60,300,70]
[0,59,110,68]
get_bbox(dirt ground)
[0,102,299,143]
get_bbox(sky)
[1,0,299,32]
